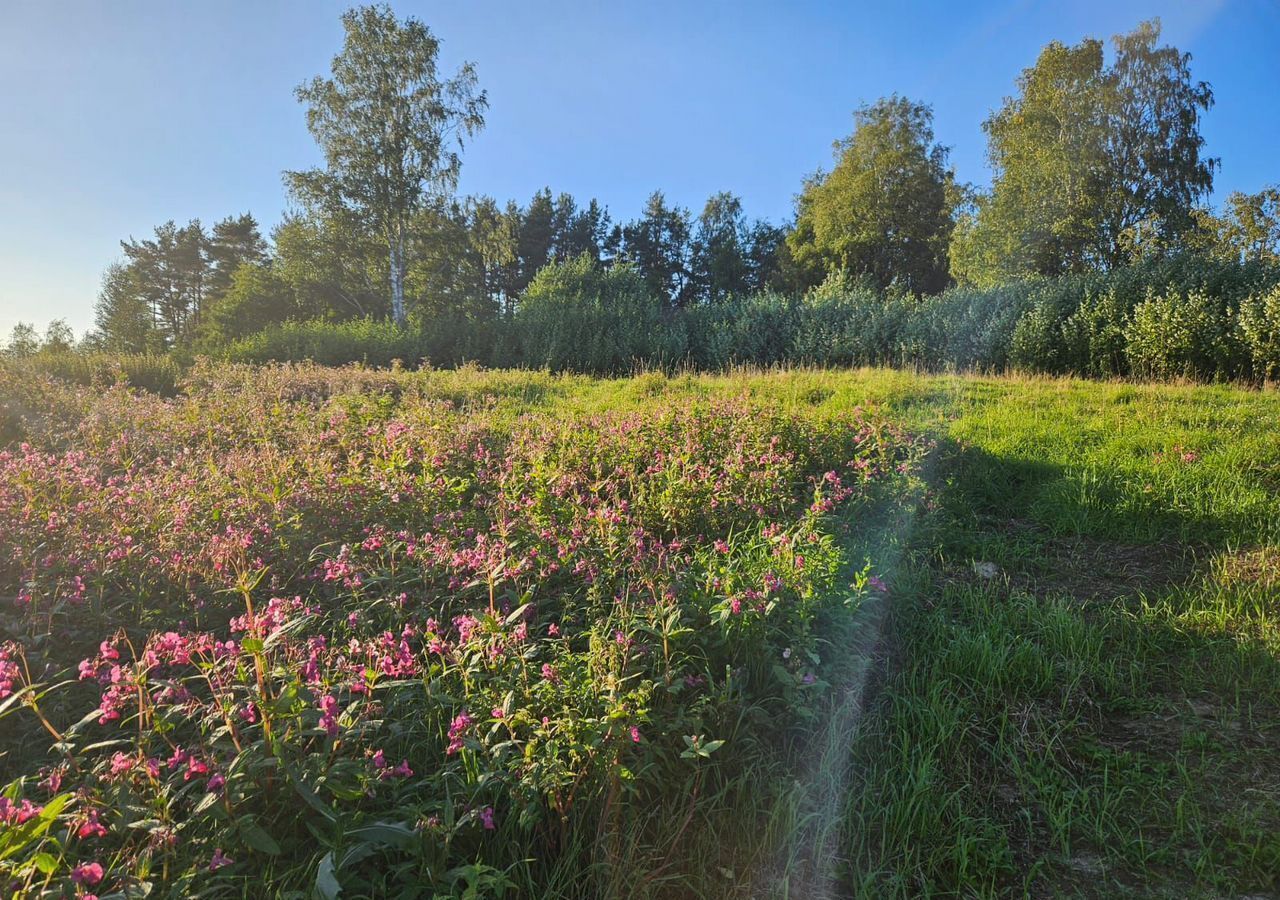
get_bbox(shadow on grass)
[839,437,1280,898]
[930,436,1269,553]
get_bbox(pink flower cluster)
[446,711,473,755]
[0,796,44,826]
[0,641,21,699]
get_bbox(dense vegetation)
[4,4,1278,896]
[1,360,1278,897]
[8,9,1280,386]
[0,360,924,897]
[216,255,1280,381]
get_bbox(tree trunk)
[388,228,406,327]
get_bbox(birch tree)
[286,5,487,327]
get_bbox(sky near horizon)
[2,0,1277,337]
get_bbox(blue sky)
[2,0,1277,336]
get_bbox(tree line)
[7,8,1279,366]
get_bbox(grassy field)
[508,367,1280,897]
[1,362,1277,898]
[797,372,1280,898]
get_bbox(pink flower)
[390,760,413,779]
[479,806,495,830]
[540,663,559,684]
[71,862,104,885]
[318,694,340,737]
[491,707,504,719]
[629,726,641,743]
[0,797,43,825]
[39,766,64,794]
[547,623,560,637]
[207,773,226,793]
[209,848,233,871]
[77,808,108,839]
[185,758,209,781]
[446,711,473,755]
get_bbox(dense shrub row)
[0,365,922,896]
[0,352,183,395]
[211,256,1280,382]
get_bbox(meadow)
[0,361,1277,898]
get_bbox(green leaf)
[503,603,531,625]
[30,851,58,875]
[347,821,417,850]
[238,820,281,856]
[0,683,36,719]
[315,851,342,900]
[192,791,221,816]
[281,758,336,824]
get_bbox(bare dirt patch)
[1217,547,1280,590]
[1007,518,1196,600]
[945,517,1198,603]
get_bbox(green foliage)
[94,216,270,351]
[955,20,1216,285]
[1124,288,1246,380]
[614,191,694,306]
[1,351,182,395]
[1222,186,1280,264]
[286,4,487,326]
[684,291,800,368]
[199,262,297,346]
[225,316,497,369]
[1238,283,1280,381]
[3,322,42,358]
[789,96,957,294]
[514,254,681,372]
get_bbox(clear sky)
[2,0,1277,337]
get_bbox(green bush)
[912,282,1036,371]
[20,254,1280,388]
[224,315,499,369]
[1239,283,1280,381]
[514,254,682,373]
[1058,288,1131,376]
[0,351,183,395]
[791,273,894,367]
[1124,289,1248,380]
